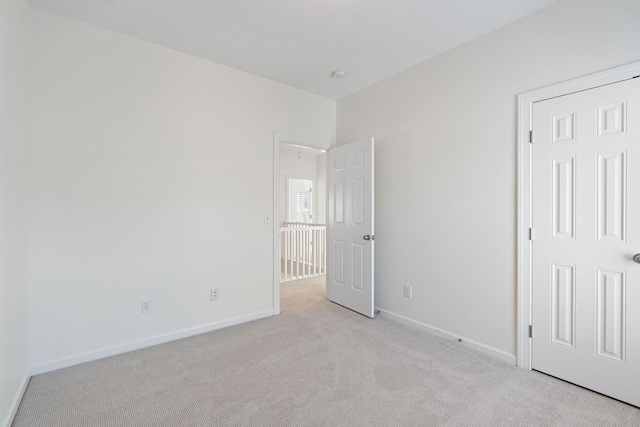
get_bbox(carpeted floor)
[13,277,640,426]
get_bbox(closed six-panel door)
[532,77,640,407]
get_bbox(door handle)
[363,235,375,241]
[634,254,640,264]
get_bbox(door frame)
[517,60,640,369]
[272,133,332,314]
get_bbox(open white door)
[326,138,375,318]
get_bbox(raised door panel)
[598,101,626,137]
[596,269,626,363]
[334,241,345,285]
[551,264,575,348]
[334,181,345,225]
[597,152,626,241]
[352,150,364,169]
[351,178,364,226]
[552,157,576,239]
[553,112,576,143]
[351,243,364,291]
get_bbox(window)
[295,191,311,223]
[287,177,314,223]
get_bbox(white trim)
[30,310,273,375]
[377,307,516,365]
[516,60,640,370]
[272,133,330,315]
[273,136,280,315]
[2,371,30,427]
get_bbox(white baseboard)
[30,310,274,375]
[3,370,30,427]
[375,307,517,365]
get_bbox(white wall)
[28,7,336,370]
[337,0,640,358]
[0,0,30,425]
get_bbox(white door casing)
[531,77,640,406]
[327,138,375,318]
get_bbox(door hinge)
[528,325,533,338]
[529,227,533,240]
[529,130,533,143]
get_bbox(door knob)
[363,235,375,241]
[634,254,640,264]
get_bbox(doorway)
[272,134,377,319]
[279,147,327,283]
[272,134,329,314]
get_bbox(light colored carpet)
[13,277,640,426]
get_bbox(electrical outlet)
[211,288,219,301]
[141,299,152,313]
[404,284,412,299]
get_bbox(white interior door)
[327,138,374,318]
[532,77,640,407]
